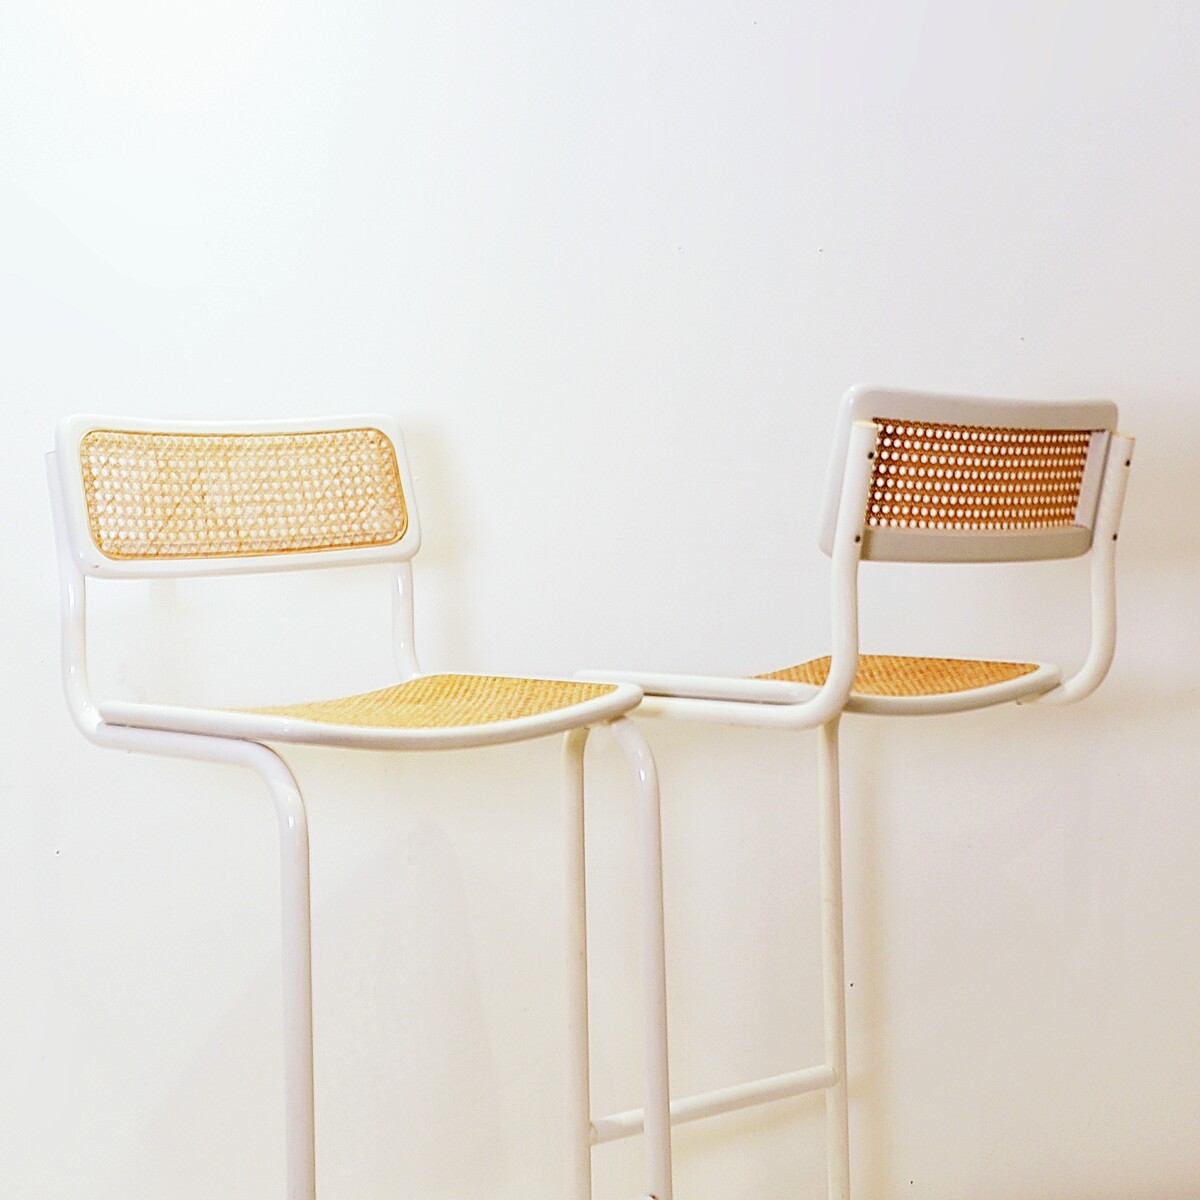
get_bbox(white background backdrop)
[3,2,1199,1197]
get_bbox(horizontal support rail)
[591,1064,837,1145]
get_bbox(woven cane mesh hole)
[867,420,1093,533]
[79,428,407,560]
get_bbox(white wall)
[3,2,1199,1197]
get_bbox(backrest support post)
[1029,432,1135,705]
[816,419,877,723]
[46,451,101,740]
[390,562,422,680]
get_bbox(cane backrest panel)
[866,420,1092,534]
[76,427,407,562]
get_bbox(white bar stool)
[47,415,674,1200]
[586,384,1135,1199]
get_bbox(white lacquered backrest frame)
[817,385,1119,563]
[48,414,426,740]
[52,413,422,578]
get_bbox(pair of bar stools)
[47,386,1134,1200]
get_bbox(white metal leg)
[92,725,316,1200]
[563,727,594,1200]
[819,717,850,1200]
[587,721,851,1199]
[564,720,673,1200]
[258,750,317,1200]
[610,717,673,1200]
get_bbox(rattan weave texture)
[756,654,1038,697]
[242,673,619,729]
[79,428,407,559]
[867,419,1092,533]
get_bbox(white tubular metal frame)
[48,455,319,1198]
[1025,432,1135,705]
[581,386,1135,1200]
[818,717,850,1200]
[571,417,880,1200]
[564,722,674,1200]
[585,418,880,731]
[565,711,854,1200]
[47,421,673,1200]
[390,561,423,680]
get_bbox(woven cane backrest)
[868,420,1092,534]
[818,387,1119,563]
[54,416,419,577]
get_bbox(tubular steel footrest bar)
[591,1064,838,1145]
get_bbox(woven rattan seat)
[756,654,1038,698]
[245,674,618,729]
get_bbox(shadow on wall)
[131,809,501,1199]
[1093,393,1200,710]
[397,421,477,670]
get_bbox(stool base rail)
[591,1062,840,1144]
